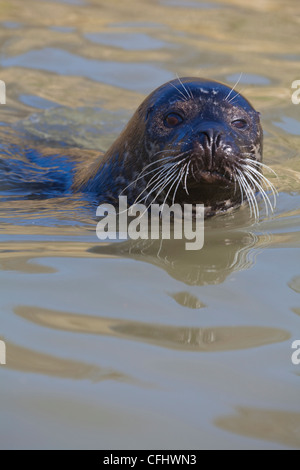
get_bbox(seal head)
[74,77,264,216]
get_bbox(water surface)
[0,0,300,450]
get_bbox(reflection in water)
[169,291,206,309]
[215,407,300,449]
[6,341,132,383]
[0,241,104,274]
[289,276,300,294]
[0,252,57,274]
[14,306,290,352]
[0,175,263,284]
[89,226,259,286]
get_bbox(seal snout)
[192,126,235,179]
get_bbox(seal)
[73,77,275,218]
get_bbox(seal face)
[74,77,265,217]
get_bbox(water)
[0,0,300,450]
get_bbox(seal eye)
[165,113,183,128]
[232,119,248,130]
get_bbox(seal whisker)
[243,179,257,219]
[244,164,277,199]
[241,177,253,216]
[239,157,278,210]
[133,163,179,205]
[244,158,278,179]
[140,155,190,207]
[120,159,174,195]
[176,74,193,100]
[121,152,184,195]
[153,149,178,156]
[136,157,188,206]
[161,166,184,212]
[237,168,259,220]
[243,162,278,206]
[172,165,186,206]
[184,160,191,195]
[237,171,253,216]
[144,163,176,189]
[227,92,240,104]
[171,174,181,206]
[245,177,260,220]
[188,87,194,100]
[169,82,189,102]
[235,172,244,205]
[243,169,274,215]
[232,166,237,195]
[224,72,243,102]
[141,166,181,213]
[136,171,176,211]
[241,170,260,220]
[139,152,179,174]
[227,86,246,104]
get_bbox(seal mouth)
[197,170,232,184]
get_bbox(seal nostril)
[215,133,223,148]
[204,133,211,148]
[199,130,224,151]
[199,130,213,149]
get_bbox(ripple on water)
[13,305,291,353]
[84,32,169,51]
[226,73,271,86]
[0,48,173,93]
[273,117,300,136]
[289,276,300,294]
[160,0,221,9]
[215,408,300,449]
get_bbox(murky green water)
[0,0,300,450]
